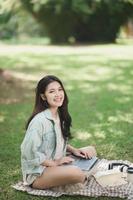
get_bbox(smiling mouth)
[54,98,63,102]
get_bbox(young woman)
[21,75,97,189]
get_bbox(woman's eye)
[49,90,54,93]
[59,88,63,91]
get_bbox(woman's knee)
[67,167,85,183]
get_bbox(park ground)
[0,42,133,200]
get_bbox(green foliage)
[0,13,17,39]
[0,0,44,39]
[0,0,19,39]
[20,0,133,43]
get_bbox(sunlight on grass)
[100,143,119,158]
[0,110,8,121]
[107,83,132,95]
[0,43,133,56]
[76,130,92,140]
[94,131,106,139]
[78,83,100,93]
[108,128,124,136]
[115,96,130,104]
[0,114,5,122]
[7,168,21,177]
[108,111,133,124]
[11,71,40,81]
[64,66,113,81]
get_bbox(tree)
[0,0,20,39]
[0,0,44,39]
[4,0,133,43]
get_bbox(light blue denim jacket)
[21,109,67,182]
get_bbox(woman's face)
[44,81,65,108]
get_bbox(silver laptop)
[71,156,99,171]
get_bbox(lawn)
[0,42,133,200]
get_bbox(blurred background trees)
[0,0,133,43]
[0,0,44,40]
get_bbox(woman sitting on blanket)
[21,75,97,189]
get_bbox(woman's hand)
[72,146,97,159]
[41,156,74,167]
[55,156,75,165]
[41,159,57,167]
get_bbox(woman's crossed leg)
[32,165,85,189]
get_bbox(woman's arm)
[67,144,86,158]
[67,144,77,154]
[41,156,74,167]
[21,119,47,167]
[67,144,97,159]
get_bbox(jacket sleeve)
[21,118,46,167]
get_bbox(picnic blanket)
[12,159,133,199]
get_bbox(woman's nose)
[55,91,60,96]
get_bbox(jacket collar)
[43,108,58,122]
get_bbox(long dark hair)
[26,75,72,139]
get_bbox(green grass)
[0,42,133,200]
